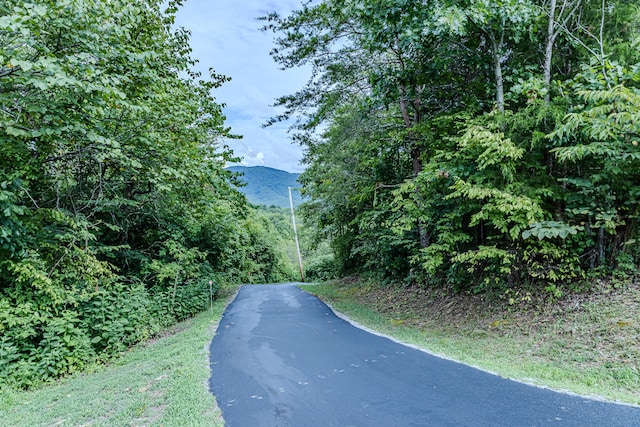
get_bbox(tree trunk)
[489,33,505,114]
[399,98,412,128]
[400,97,427,247]
[597,226,605,266]
[544,0,557,105]
[411,146,428,248]
[411,147,422,177]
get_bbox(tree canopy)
[0,0,296,387]
[263,0,640,294]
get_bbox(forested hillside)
[227,166,303,207]
[0,0,294,388]
[263,0,640,295]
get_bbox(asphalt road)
[209,284,640,427]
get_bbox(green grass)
[301,282,640,406]
[0,286,238,427]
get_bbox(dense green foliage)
[264,0,640,295]
[249,205,338,283]
[0,0,292,388]
[0,299,231,426]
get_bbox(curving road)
[208,284,640,427]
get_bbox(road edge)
[298,285,640,409]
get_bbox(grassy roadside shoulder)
[301,281,640,406]
[0,285,239,427]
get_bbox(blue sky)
[174,0,310,173]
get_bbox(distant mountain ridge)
[227,166,303,208]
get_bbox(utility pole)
[288,187,305,282]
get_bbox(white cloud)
[174,0,310,172]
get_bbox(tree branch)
[0,65,22,78]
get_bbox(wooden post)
[209,280,213,309]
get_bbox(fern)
[449,179,544,240]
[458,124,524,182]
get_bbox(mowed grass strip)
[0,286,238,427]
[301,281,640,406]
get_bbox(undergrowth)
[0,286,238,426]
